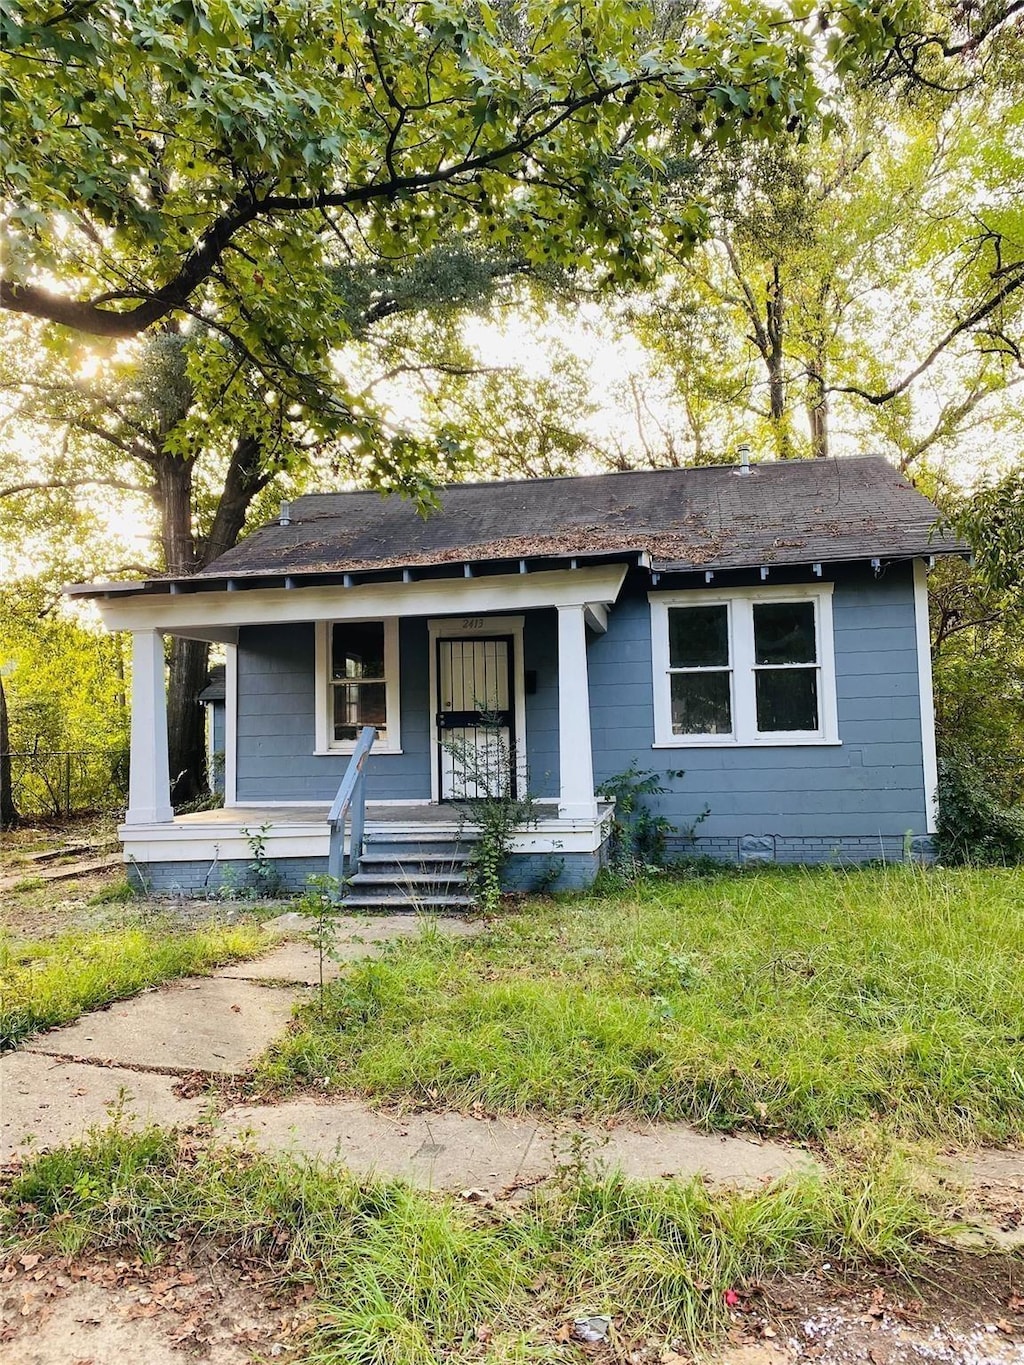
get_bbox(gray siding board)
[229,562,929,852]
[235,619,432,802]
[589,562,929,843]
[524,609,559,798]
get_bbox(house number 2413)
[461,617,485,629]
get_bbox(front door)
[436,635,516,800]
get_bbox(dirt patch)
[0,815,294,941]
[700,1252,1024,1364]
[0,1246,307,1364]
[3,1243,1022,1365]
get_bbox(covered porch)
[105,563,627,895]
[121,799,615,896]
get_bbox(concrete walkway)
[5,914,814,1191]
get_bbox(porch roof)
[66,456,963,603]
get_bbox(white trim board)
[913,557,939,834]
[95,566,628,633]
[119,805,614,862]
[223,643,238,806]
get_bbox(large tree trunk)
[149,435,270,806]
[0,672,17,830]
[166,635,210,804]
[765,264,794,458]
[807,352,829,459]
[153,454,209,805]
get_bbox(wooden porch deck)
[173,801,566,829]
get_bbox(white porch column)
[557,604,598,821]
[125,629,173,825]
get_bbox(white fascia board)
[93,566,629,634]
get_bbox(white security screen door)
[436,635,516,799]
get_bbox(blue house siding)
[227,563,929,866]
[588,563,929,858]
[235,619,433,802]
[235,611,562,804]
[524,609,559,798]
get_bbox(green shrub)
[935,749,1024,865]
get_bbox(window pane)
[753,602,816,665]
[332,621,385,680]
[670,671,732,735]
[668,605,729,668]
[333,681,387,742]
[755,668,818,731]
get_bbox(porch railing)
[327,725,376,883]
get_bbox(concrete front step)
[343,893,476,911]
[350,873,469,888]
[351,832,478,911]
[365,828,477,840]
[359,852,473,866]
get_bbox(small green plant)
[444,714,538,915]
[239,823,283,898]
[627,943,705,996]
[298,873,345,1010]
[87,878,135,906]
[212,863,241,901]
[597,763,707,876]
[10,875,46,893]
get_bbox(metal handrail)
[327,725,376,883]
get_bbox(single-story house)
[198,664,226,795]
[68,455,961,901]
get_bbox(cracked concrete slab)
[217,941,344,984]
[22,978,300,1075]
[219,1100,818,1192]
[221,1102,550,1190]
[1,1051,206,1159]
[939,1146,1024,1251]
[219,913,484,984]
[263,910,483,942]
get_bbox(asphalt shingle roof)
[193,456,958,581]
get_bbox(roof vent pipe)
[279,501,292,526]
[736,443,751,476]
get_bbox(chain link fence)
[5,745,129,818]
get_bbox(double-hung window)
[651,586,838,746]
[314,618,401,754]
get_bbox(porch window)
[650,586,838,747]
[314,618,401,754]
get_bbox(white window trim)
[314,617,402,755]
[649,584,840,748]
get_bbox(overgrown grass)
[1,1124,943,1360]
[0,921,265,1049]
[259,865,1024,1143]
